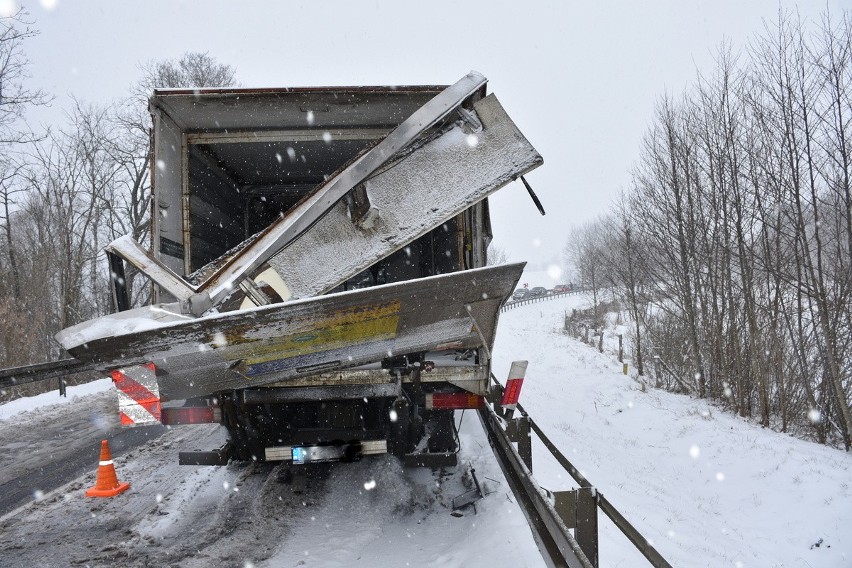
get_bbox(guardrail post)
[577,488,599,567]
[506,416,533,473]
[518,416,532,471]
[554,488,599,568]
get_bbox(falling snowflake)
[212,332,228,347]
[689,445,700,459]
[322,132,332,143]
[716,472,725,482]
[466,134,479,147]
[364,479,376,490]
[306,111,315,125]
[389,409,398,422]
[807,408,821,423]
[33,490,44,501]
[546,264,563,280]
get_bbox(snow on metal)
[194,71,489,308]
[57,263,524,400]
[266,94,542,299]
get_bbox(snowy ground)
[0,292,849,567]
[492,294,851,567]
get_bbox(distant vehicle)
[513,288,529,301]
[529,286,547,297]
[553,284,571,293]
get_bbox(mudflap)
[178,442,234,466]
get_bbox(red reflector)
[427,393,484,410]
[160,406,219,425]
[500,378,524,407]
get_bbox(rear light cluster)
[160,406,222,425]
[425,392,484,410]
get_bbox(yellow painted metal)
[214,300,401,366]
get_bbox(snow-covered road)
[0,293,849,567]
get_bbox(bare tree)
[0,9,49,144]
[134,51,238,102]
[564,219,607,324]
[599,193,649,375]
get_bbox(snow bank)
[0,378,113,421]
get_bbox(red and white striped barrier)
[111,363,161,425]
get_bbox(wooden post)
[598,331,603,353]
[618,334,623,362]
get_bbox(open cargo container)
[57,72,542,466]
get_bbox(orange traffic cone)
[85,439,131,497]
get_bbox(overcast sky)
[10,0,846,275]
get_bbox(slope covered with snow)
[492,294,851,567]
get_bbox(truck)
[56,71,543,467]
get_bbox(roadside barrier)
[502,288,586,311]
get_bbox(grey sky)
[13,0,844,274]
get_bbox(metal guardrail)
[0,358,94,392]
[1,287,584,391]
[481,373,673,568]
[503,289,586,311]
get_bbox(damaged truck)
[56,71,543,467]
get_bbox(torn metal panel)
[106,235,197,302]
[194,71,490,307]
[266,93,542,299]
[56,263,524,400]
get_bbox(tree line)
[567,10,852,450]
[0,9,236,368]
